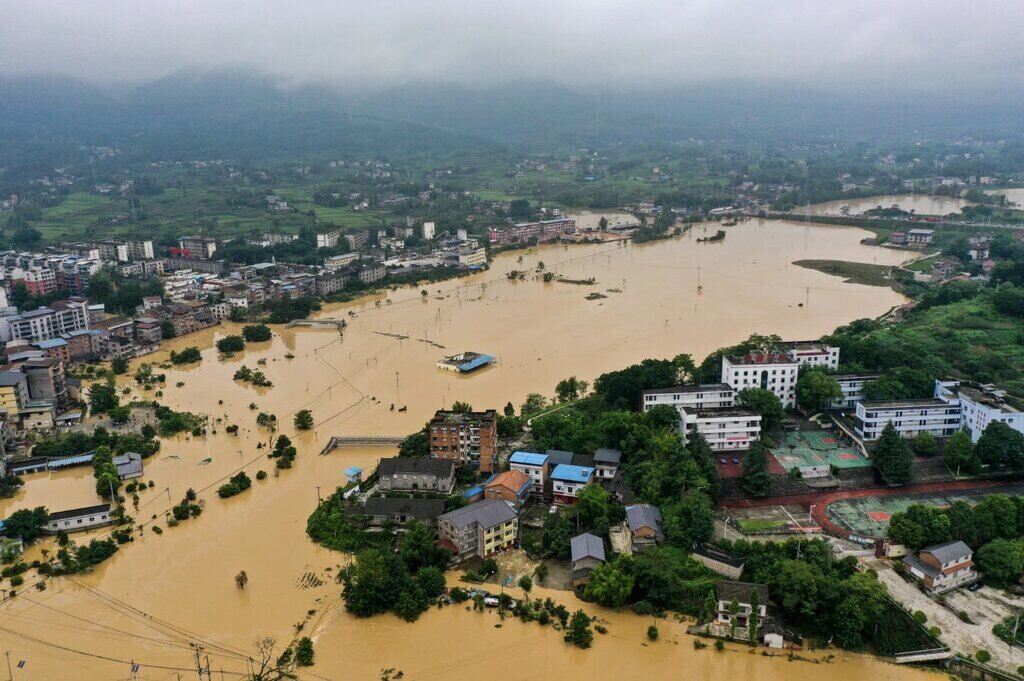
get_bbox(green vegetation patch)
[793,259,895,288]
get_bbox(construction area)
[770,429,871,473]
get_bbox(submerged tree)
[236,570,249,589]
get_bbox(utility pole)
[5,650,12,681]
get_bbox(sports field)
[825,485,1024,538]
[771,429,870,472]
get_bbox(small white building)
[509,451,548,494]
[854,398,961,441]
[641,383,735,413]
[832,374,881,410]
[935,379,1024,443]
[680,407,762,451]
[45,504,113,534]
[593,448,621,480]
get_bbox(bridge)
[320,435,405,455]
[286,317,347,329]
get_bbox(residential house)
[509,451,548,495]
[362,497,445,529]
[716,581,769,630]
[483,470,531,509]
[428,409,498,474]
[903,540,977,593]
[625,504,663,551]
[593,448,621,480]
[551,464,595,505]
[570,533,606,587]
[113,452,143,480]
[376,457,456,494]
[437,499,518,560]
[907,229,935,247]
[0,371,28,422]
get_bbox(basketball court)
[770,429,870,472]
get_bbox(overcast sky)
[3,1,1022,91]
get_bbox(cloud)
[2,0,1022,91]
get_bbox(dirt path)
[875,563,1024,672]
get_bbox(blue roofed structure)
[509,451,548,466]
[551,464,594,484]
[436,351,495,373]
[34,338,69,349]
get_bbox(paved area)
[826,484,1024,539]
[875,563,1024,672]
[771,429,870,472]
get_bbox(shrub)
[242,324,273,342]
[217,472,252,499]
[216,335,245,353]
[913,610,927,624]
[714,639,725,651]
[976,650,991,664]
[294,637,314,666]
[647,624,659,641]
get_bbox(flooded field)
[0,219,928,680]
[566,209,640,230]
[798,194,973,216]
[988,187,1024,208]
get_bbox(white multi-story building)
[509,451,548,494]
[641,383,735,413]
[177,236,218,259]
[853,398,961,441]
[935,379,1024,442]
[787,342,840,370]
[722,353,799,408]
[721,343,840,408]
[6,299,91,343]
[422,221,436,240]
[832,374,881,410]
[316,229,343,249]
[680,407,762,451]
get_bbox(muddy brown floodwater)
[0,219,936,680]
[797,194,973,216]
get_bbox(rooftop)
[716,580,769,605]
[439,498,517,530]
[686,406,760,419]
[48,504,111,522]
[485,470,531,495]
[626,504,663,536]
[861,398,954,410]
[551,464,595,484]
[725,352,796,366]
[376,457,455,478]
[921,540,972,564]
[509,451,548,467]
[642,383,734,396]
[570,533,606,564]
[363,497,445,521]
[593,448,622,465]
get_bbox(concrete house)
[570,533,606,587]
[437,499,518,560]
[551,464,595,505]
[45,504,113,534]
[593,448,622,480]
[903,540,977,593]
[376,457,456,494]
[716,581,769,629]
[113,452,143,480]
[509,451,548,495]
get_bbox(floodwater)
[798,194,972,217]
[987,187,1024,208]
[0,219,931,680]
[566,210,640,230]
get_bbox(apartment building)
[680,407,762,451]
[0,371,29,421]
[853,398,961,441]
[487,218,577,246]
[428,409,498,474]
[6,299,91,343]
[935,379,1024,442]
[176,236,218,259]
[786,341,840,370]
[721,353,799,408]
[437,499,518,560]
[641,383,735,413]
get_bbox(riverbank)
[793,259,901,289]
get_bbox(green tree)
[503,401,515,417]
[242,324,273,342]
[584,561,634,608]
[518,575,533,595]
[771,559,819,617]
[415,566,446,599]
[976,539,1024,586]
[795,370,842,412]
[294,637,314,666]
[872,423,913,485]
[740,441,772,498]
[943,430,979,474]
[520,393,548,416]
[555,376,589,402]
[293,409,314,430]
[564,610,594,648]
[450,401,473,413]
[398,428,430,457]
[976,421,1024,471]
[216,335,245,353]
[110,357,130,375]
[736,388,785,432]
[662,493,715,546]
[1,507,49,543]
[88,382,120,415]
[398,521,450,573]
[913,432,937,456]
